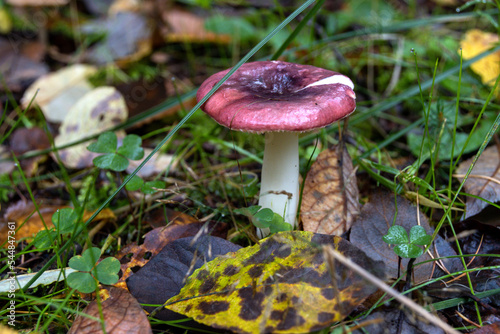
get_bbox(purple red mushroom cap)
[196,61,356,238]
[196,61,356,132]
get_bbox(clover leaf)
[87,132,144,172]
[383,225,432,258]
[67,247,120,293]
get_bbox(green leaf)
[95,257,120,285]
[87,132,117,154]
[125,175,144,191]
[234,205,262,217]
[33,229,57,249]
[382,225,408,245]
[252,208,274,228]
[141,180,166,195]
[69,247,101,271]
[67,272,97,293]
[394,244,424,258]
[268,213,293,233]
[409,225,432,246]
[117,134,144,160]
[93,153,129,171]
[52,208,78,234]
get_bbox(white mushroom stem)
[257,132,299,238]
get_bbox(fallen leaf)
[116,222,204,288]
[53,86,128,169]
[9,127,50,177]
[68,287,152,334]
[0,37,48,93]
[21,64,97,122]
[460,29,500,86]
[455,145,500,218]
[161,7,230,43]
[164,231,385,333]
[301,145,360,235]
[127,235,242,321]
[81,11,152,66]
[115,209,229,289]
[350,192,461,283]
[0,201,67,245]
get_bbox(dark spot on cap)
[184,305,192,313]
[197,301,230,315]
[223,265,239,276]
[318,312,334,323]
[238,287,265,321]
[321,288,335,300]
[248,265,263,278]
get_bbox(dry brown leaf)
[301,145,360,235]
[161,8,230,43]
[68,287,152,334]
[53,86,128,169]
[455,145,500,218]
[114,211,203,289]
[21,64,97,122]
[1,201,67,245]
[460,29,500,87]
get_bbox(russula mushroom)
[196,61,356,238]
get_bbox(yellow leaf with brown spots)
[165,231,385,334]
[301,146,360,235]
[460,29,500,86]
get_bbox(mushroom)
[196,61,356,238]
